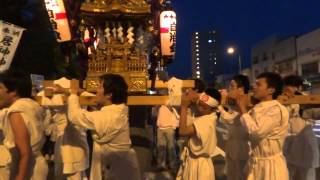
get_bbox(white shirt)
[68,95,138,180]
[240,100,289,180]
[177,112,218,180]
[1,99,48,180]
[68,94,131,150]
[286,104,308,135]
[0,108,10,166]
[241,100,288,146]
[0,108,7,141]
[3,98,46,154]
[167,77,183,106]
[219,105,249,160]
[189,112,217,157]
[157,105,178,129]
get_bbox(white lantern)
[160,10,176,58]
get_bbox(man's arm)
[236,95,250,115]
[68,94,95,130]
[240,106,281,138]
[179,92,196,137]
[179,106,196,137]
[9,112,31,180]
[218,105,239,124]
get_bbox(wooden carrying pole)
[38,80,194,106]
[39,80,320,106]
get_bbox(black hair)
[192,78,206,93]
[0,70,32,98]
[232,74,250,94]
[283,75,303,88]
[100,73,128,104]
[204,87,221,103]
[257,72,283,99]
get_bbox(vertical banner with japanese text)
[0,20,25,72]
[44,0,71,42]
[160,10,176,58]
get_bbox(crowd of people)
[0,70,319,180]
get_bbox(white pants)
[177,148,215,180]
[32,155,49,180]
[157,128,177,170]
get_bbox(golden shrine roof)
[81,0,150,15]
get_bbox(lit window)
[196,53,199,56]
[214,62,217,64]
[196,41,199,43]
[196,36,198,39]
[196,66,199,69]
[208,39,212,43]
[196,45,199,47]
[195,32,198,35]
[196,58,199,60]
[196,62,199,65]
[196,49,199,52]
[196,71,200,75]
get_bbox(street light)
[227,47,242,73]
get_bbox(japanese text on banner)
[0,20,25,72]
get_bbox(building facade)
[251,35,297,82]
[297,29,320,93]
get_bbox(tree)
[0,0,74,79]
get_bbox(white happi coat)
[40,93,89,176]
[50,110,89,176]
[2,98,48,180]
[0,108,10,180]
[284,104,319,180]
[241,100,289,180]
[176,112,217,180]
[284,104,319,168]
[68,95,140,180]
[218,105,249,180]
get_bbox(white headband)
[199,92,219,108]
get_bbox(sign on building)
[44,0,71,42]
[0,20,25,72]
[160,10,176,58]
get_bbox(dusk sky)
[168,0,320,79]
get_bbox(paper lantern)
[160,10,176,58]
